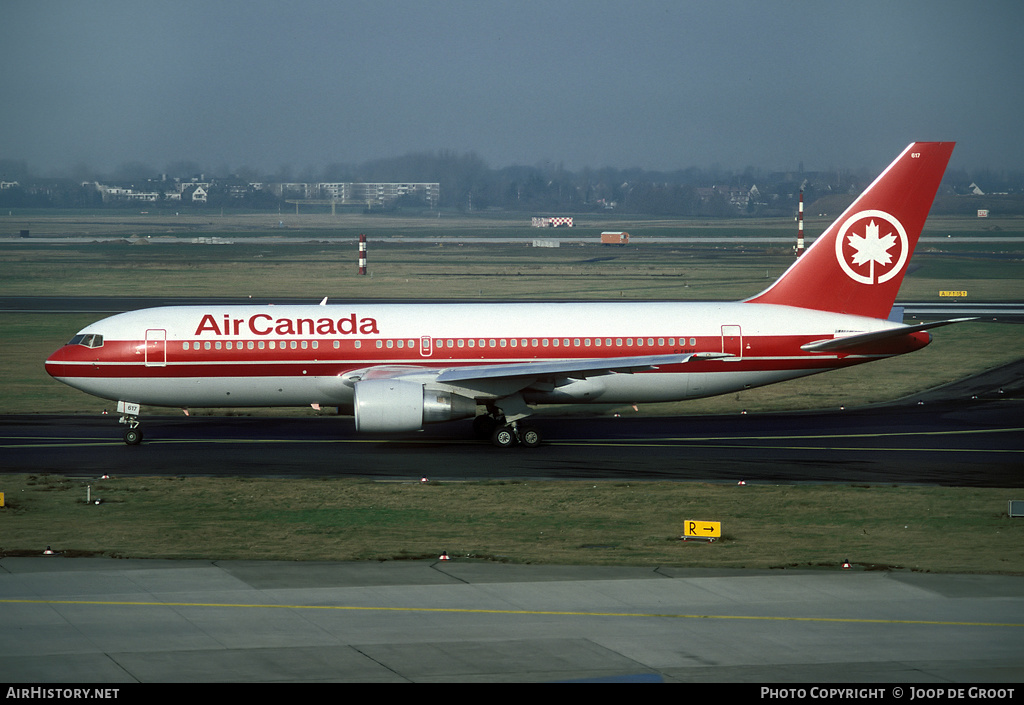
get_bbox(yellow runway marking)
[2,426,1021,453]
[3,427,1022,444]
[553,426,1024,452]
[1,598,1021,628]
[553,442,1023,454]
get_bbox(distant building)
[316,182,439,208]
[94,185,160,202]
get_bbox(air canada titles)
[194,312,380,337]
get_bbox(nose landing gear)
[117,401,143,445]
[123,426,143,445]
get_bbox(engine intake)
[353,379,477,432]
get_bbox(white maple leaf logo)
[848,220,897,268]
[835,210,909,285]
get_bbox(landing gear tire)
[491,425,517,448]
[519,426,542,448]
[123,427,143,446]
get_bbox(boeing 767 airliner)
[46,142,968,447]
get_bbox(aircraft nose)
[44,345,69,378]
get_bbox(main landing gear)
[117,401,143,445]
[473,413,542,449]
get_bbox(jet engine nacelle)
[353,378,477,432]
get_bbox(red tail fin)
[747,142,955,319]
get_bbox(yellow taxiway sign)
[683,520,721,539]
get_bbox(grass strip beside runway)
[1,476,1021,574]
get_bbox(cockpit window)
[67,334,104,348]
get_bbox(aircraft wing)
[435,351,723,383]
[345,351,727,391]
[800,318,976,353]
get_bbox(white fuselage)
[45,301,918,410]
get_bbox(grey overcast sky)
[3,0,1023,176]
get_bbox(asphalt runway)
[0,401,1022,487]
[3,359,1022,486]
[2,557,1022,683]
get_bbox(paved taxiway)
[2,557,1022,683]
[3,359,1022,486]
[2,401,1023,486]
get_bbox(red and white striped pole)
[358,234,367,275]
[796,191,804,257]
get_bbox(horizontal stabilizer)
[800,318,976,353]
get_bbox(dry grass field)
[2,475,1021,574]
